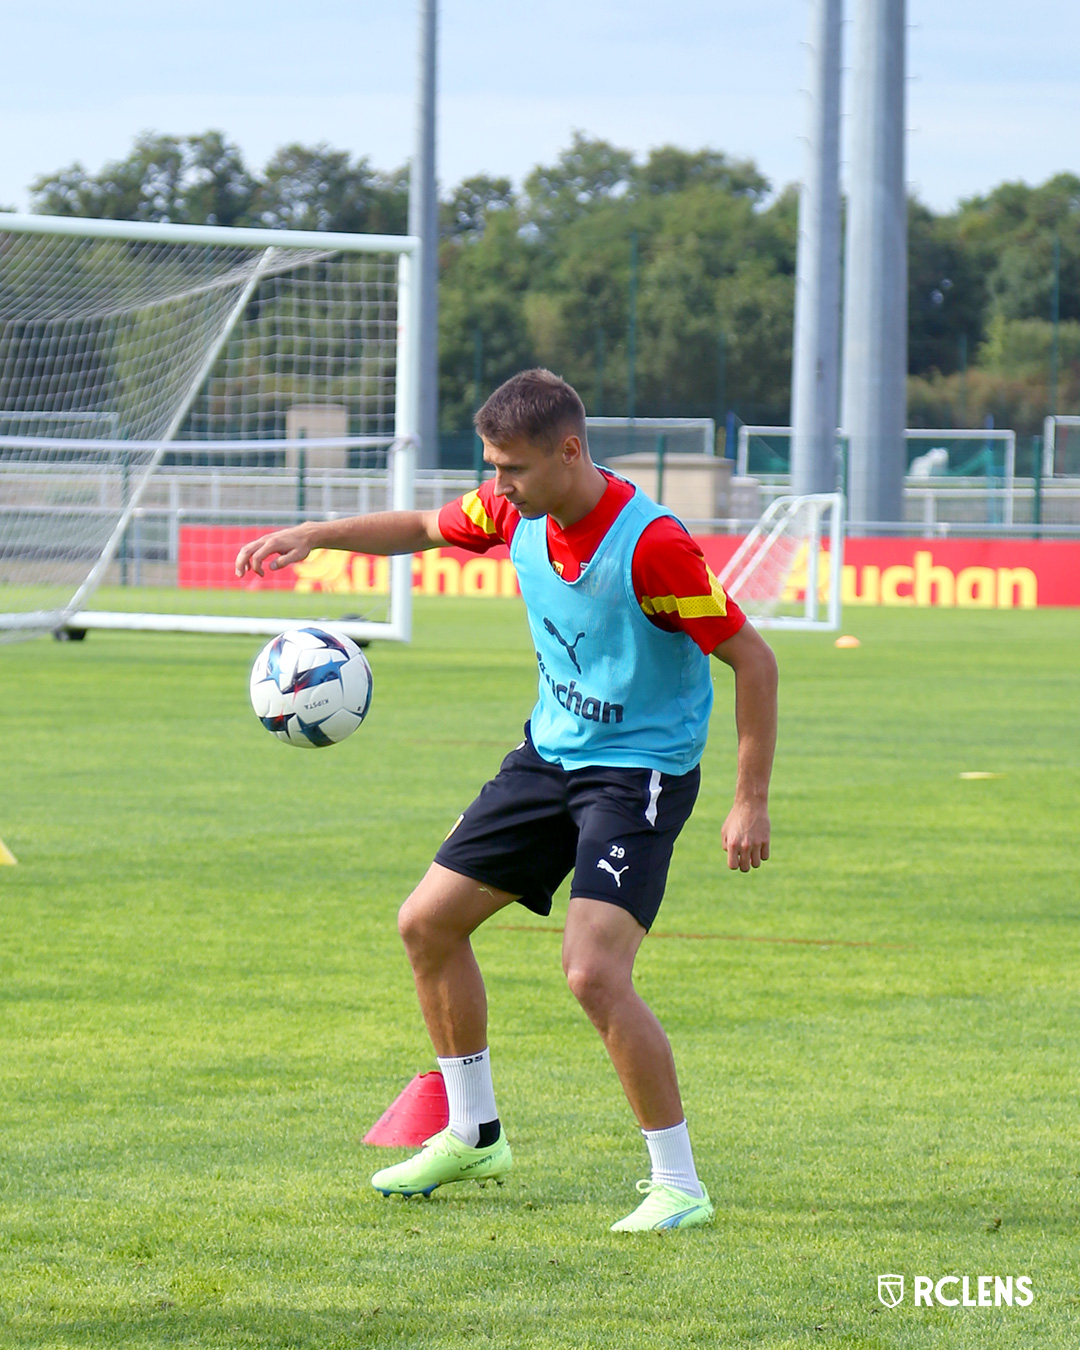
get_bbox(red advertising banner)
[181,526,1080,609]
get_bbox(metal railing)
[4,465,1080,593]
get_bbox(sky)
[2,0,1078,215]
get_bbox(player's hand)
[721,798,771,872]
[235,525,314,578]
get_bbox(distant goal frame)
[718,491,845,631]
[1043,415,1080,476]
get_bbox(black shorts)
[434,725,700,931]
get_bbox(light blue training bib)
[509,486,713,773]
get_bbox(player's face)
[483,436,573,518]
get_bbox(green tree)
[954,174,1080,323]
[522,131,636,236]
[30,132,256,225]
[635,145,768,201]
[254,145,407,234]
[466,140,797,426]
[907,201,988,377]
[438,208,535,430]
[440,175,514,242]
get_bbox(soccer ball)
[249,626,373,748]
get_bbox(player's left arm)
[631,521,777,871]
[711,623,778,872]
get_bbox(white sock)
[643,1120,704,1198]
[437,1048,499,1148]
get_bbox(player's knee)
[563,955,624,1019]
[397,892,436,956]
[398,880,474,957]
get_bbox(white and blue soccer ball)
[249,626,373,748]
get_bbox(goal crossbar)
[0,212,419,258]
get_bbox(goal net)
[717,492,844,630]
[0,214,420,642]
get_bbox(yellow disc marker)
[958,772,1004,780]
[0,838,17,865]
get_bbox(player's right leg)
[374,729,575,1200]
[372,865,518,1198]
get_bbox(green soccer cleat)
[610,1180,714,1232]
[371,1127,512,1198]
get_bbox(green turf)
[1,602,1077,1348]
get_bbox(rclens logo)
[878,1275,904,1308]
[877,1274,1033,1308]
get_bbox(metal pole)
[656,434,666,506]
[297,443,307,517]
[409,0,439,469]
[472,325,484,406]
[841,0,908,530]
[958,333,968,424]
[790,0,842,496]
[1050,233,1060,417]
[119,450,130,586]
[628,231,638,422]
[1032,434,1043,539]
[388,244,422,642]
[472,325,484,485]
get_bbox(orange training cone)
[363,1070,449,1147]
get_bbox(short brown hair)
[474,368,587,451]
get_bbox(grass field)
[2,599,1078,1348]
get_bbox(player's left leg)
[561,762,714,1230]
[561,898,713,1230]
[561,896,681,1129]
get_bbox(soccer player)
[235,369,777,1231]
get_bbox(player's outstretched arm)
[712,623,779,872]
[234,510,447,578]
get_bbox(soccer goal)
[717,492,844,631]
[736,424,1016,483]
[0,213,421,642]
[1043,416,1080,476]
[586,417,716,461]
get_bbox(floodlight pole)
[790,0,842,496]
[841,0,908,529]
[409,0,439,469]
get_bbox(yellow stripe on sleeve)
[640,565,730,620]
[461,489,497,535]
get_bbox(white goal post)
[717,492,845,631]
[0,213,421,642]
[1043,415,1080,476]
